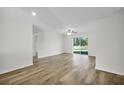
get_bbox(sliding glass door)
[73,37,88,55]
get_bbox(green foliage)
[73,37,88,46]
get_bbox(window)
[73,37,88,55]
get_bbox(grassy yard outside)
[73,46,88,52]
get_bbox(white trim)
[0,63,33,74]
[95,66,124,76]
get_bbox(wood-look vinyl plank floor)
[0,53,124,85]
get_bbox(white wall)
[96,12,124,75]
[63,32,96,56]
[88,32,96,56]
[0,8,33,74]
[33,26,64,58]
[63,35,73,54]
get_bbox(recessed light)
[32,12,36,16]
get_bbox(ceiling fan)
[66,29,77,36]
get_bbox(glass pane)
[73,37,88,55]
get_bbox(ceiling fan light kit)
[66,29,77,36]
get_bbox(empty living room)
[0,7,124,85]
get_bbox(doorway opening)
[32,31,39,62]
[73,37,88,55]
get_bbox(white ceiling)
[23,7,124,33]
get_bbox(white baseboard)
[38,52,64,59]
[95,66,124,76]
[0,63,33,74]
